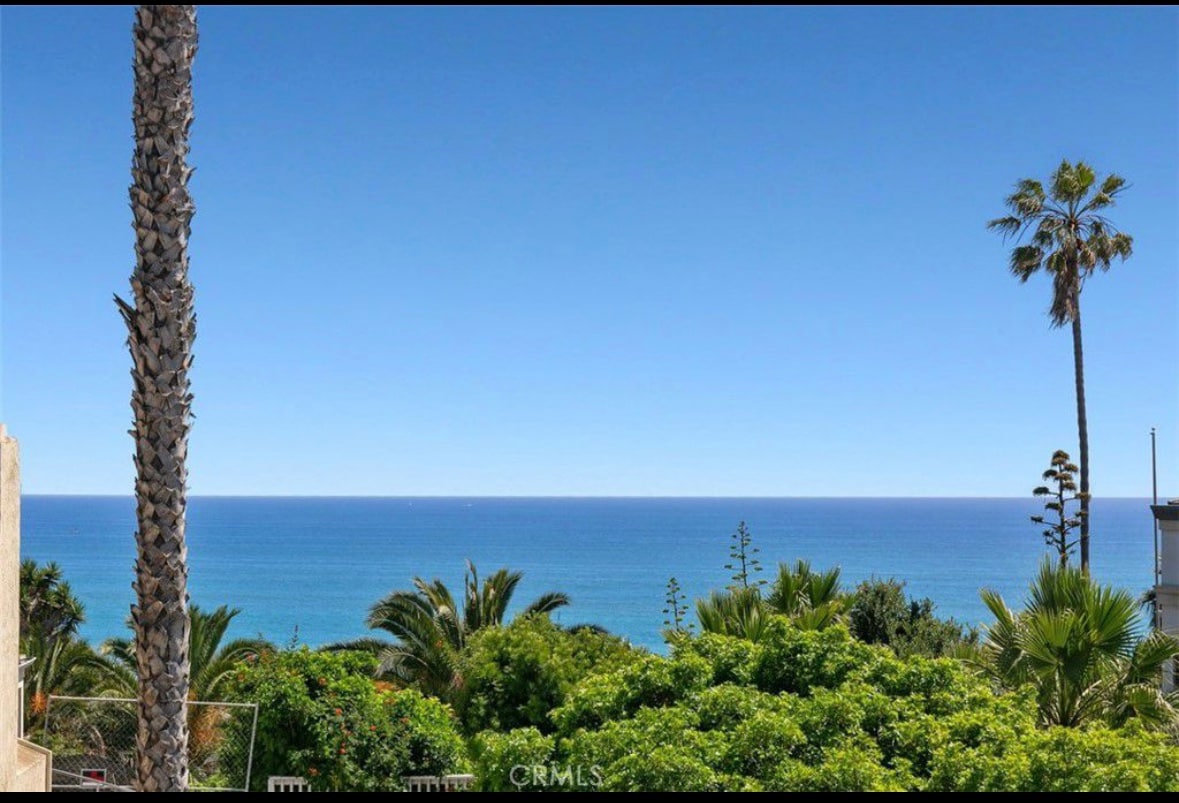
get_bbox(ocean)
[19,496,1159,651]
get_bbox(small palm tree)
[103,605,271,773]
[696,587,771,642]
[347,561,569,698]
[23,638,119,734]
[697,560,845,640]
[989,161,1133,572]
[765,560,845,629]
[978,561,1179,729]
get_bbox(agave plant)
[340,561,569,698]
[978,561,1179,729]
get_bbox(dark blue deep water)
[20,496,1158,650]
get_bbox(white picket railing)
[404,774,475,792]
[268,774,475,792]
[267,776,313,792]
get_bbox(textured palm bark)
[116,5,198,793]
[1072,308,1090,574]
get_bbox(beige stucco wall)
[15,740,51,792]
[0,425,21,791]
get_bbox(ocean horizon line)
[20,493,1159,501]
[22,495,1159,650]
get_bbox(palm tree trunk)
[117,5,198,792]
[1071,299,1090,574]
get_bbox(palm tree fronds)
[362,561,570,698]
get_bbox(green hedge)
[476,619,1179,792]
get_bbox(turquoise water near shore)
[20,496,1158,650]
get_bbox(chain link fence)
[41,696,258,792]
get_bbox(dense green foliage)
[978,562,1179,729]
[223,649,465,791]
[470,728,559,792]
[455,615,633,735]
[847,578,976,658]
[476,620,1179,791]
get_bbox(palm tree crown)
[989,161,1132,326]
[354,561,570,698]
[978,561,1178,729]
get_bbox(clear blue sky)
[2,6,1176,496]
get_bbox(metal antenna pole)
[1152,427,1159,628]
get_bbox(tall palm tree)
[977,561,1179,729]
[989,161,1133,572]
[103,605,272,774]
[114,5,199,792]
[345,561,569,698]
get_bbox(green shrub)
[769,736,911,792]
[847,578,975,658]
[752,620,878,695]
[694,683,785,732]
[222,648,464,791]
[470,727,556,792]
[456,615,632,735]
[486,622,1179,792]
[724,708,806,778]
[674,632,763,686]
[602,745,722,792]
[551,652,711,734]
